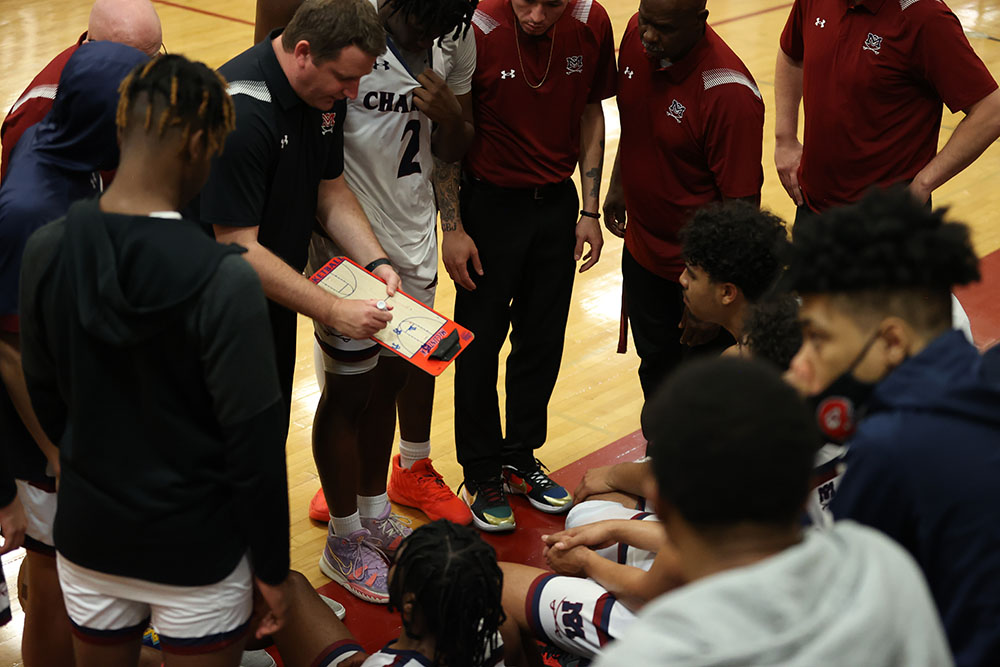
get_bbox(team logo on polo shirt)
[321,112,337,135]
[566,55,583,75]
[666,99,686,123]
[862,33,883,55]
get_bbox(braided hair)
[116,54,235,157]
[388,520,505,666]
[386,0,478,44]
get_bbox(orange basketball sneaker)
[309,488,330,522]
[387,455,473,525]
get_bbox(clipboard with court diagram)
[309,257,474,376]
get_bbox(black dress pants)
[454,177,578,481]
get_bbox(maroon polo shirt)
[1,34,87,184]
[618,17,764,281]
[465,0,617,188]
[780,0,997,212]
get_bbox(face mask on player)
[807,329,885,445]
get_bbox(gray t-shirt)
[594,521,951,667]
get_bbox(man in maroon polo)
[774,0,1000,216]
[603,0,764,400]
[443,0,616,532]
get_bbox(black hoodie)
[19,198,289,586]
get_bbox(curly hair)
[789,187,980,295]
[788,187,980,330]
[388,520,505,666]
[680,201,790,302]
[743,294,802,371]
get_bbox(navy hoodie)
[0,42,148,483]
[831,330,1000,667]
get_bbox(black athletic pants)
[454,177,578,482]
[622,247,733,400]
[267,298,296,436]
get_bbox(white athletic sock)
[399,439,431,469]
[331,511,362,537]
[357,492,390,519]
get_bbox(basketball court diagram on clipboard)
[309,257,473,376]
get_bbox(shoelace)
[376,512,412,538]
[475,478,507,506]
[522,459,557,490]
[416,462,458,500]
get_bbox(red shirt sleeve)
[588,3,617,102]
[911,3,997,113]
[1,98,52,182]
[703,85,765,200]
[779,0,806,61]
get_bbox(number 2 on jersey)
[398,119,421,178]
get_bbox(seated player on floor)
[784,187,1000,666]
[587,358,951,666]
[565,203,796,543]
[677,200,789,355]
[269,521,523,667]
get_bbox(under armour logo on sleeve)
[501,69,516,79]
[280,135,288,149]
[815,17,826,27]
[624,67,634,79]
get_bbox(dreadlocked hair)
[388,520,505,666]
[387,0,479,44]
[116,54,235,157]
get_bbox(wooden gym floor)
[2,0,1000,662]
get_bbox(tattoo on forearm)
[433,157,461,232]
[585,166,601,200]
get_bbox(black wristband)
[579,210,600,219]
[364,258,392,273]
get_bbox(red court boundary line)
[151,0,254,27]
[714,2,793,26]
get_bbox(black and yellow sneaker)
[460,477,516,532]
[502,459,573,514]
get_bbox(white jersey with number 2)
[343,4,476,280]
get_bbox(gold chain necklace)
[514,20,557,89]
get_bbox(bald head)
[88,0,163,56]
[637,0,709,63]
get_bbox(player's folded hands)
[543,520,618,552]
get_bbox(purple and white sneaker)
[360,505,412,559]
[319,528,389,604]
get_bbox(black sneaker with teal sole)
[461,477,516,532]
[502,459,573,514]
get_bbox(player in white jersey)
[307,0,478,605]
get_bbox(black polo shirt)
[199,29,346,273]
